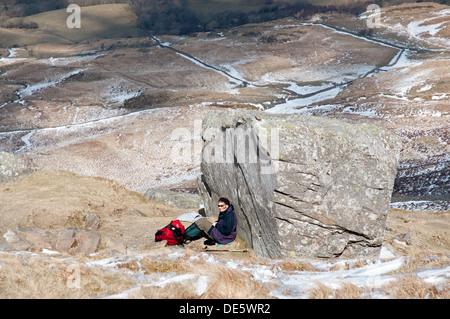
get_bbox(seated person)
[194,197,237,245]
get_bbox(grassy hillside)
[0,4,147,48]
[1,1,443,47]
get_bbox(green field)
[0,4,147,48]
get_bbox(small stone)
[84,212,101,230]
[77,230,100,254]
[25,231,51,250]
[56,229,76,251]
[395,233,412,245]
[126,242,142,255]
[3,229,20,243]
[12,240,32,251]
[106,238,127,253]
[385,222,392,231]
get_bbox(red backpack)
[155,220,185,245]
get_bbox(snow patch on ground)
[42,54,107,67]
[266,86,343,114]
[18,68,87,99]
[72,249,450,299]
[271,258,405,298]
[390,200,450,211]
[406,9,450,47]
[380,9,450,49]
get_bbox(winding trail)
[162,25,415,113]
[151,22,422,111]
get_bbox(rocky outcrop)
[145,188,202,210]
[198,110,401,259]
[0,170,191,257]
[77,230,101,254]
[2,227,101,255]
[56,229,77,251]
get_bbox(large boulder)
[198,110,401,259]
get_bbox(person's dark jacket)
[208,204,237,244]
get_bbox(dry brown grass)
[1,248,448,299]
[136,264,270,299]
[120,256,194,275]
[308,281,365,299]
[120,254,270,299]
[333,282,365,299]
[308,282,333,299]
[0,250,271,299]
[382,275,449,299]
[277,260,316,272]
[396,253,450,274]
[204,265,270,298]
[0,252,135,298]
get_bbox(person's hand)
[212,222,217,226]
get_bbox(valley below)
[0,2,448,299]
[0,3,448,202]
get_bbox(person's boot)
[204,238,216,246]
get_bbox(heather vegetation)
[1,0,448,33]
[127,0,384,34]
[119,0,450,34]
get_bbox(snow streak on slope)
[406,9,450,48]
[43,249,450,299]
